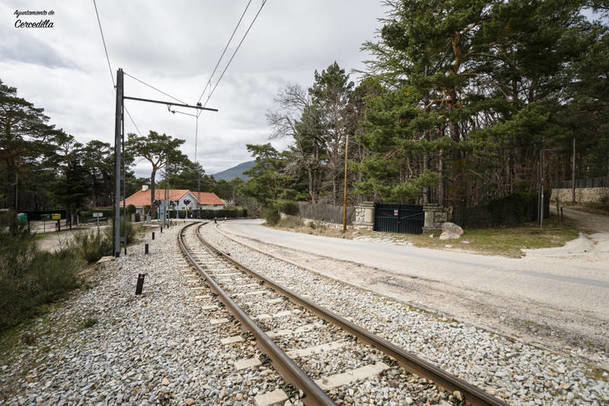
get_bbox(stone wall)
[551,187,609,203]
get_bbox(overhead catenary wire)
[124,71,186,105]
[195,0,254,111]
[202,0,268,110]
[92,0,143,137]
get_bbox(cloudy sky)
[1,1,386,177]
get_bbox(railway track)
[178,222,506,405]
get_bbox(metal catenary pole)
[113,68,124,257]
[122,98,127,254]
[114,74,218,238]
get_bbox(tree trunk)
[6,164,18,233]
[307,166,315,203]
[438,149,444,205]
[150,167,157,218]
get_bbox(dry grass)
[273,216,578,258]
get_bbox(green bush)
[0,230,81,331]
[263,208,280,225]
[73,230,113,263]
[462,193,539,227]
[276,200,300,216]
[192,208,247,219]
[126,204,136,215]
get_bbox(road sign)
[51,213,61,220]
[93,212,103,218]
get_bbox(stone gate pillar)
[354,201,375,230]
[423,203,448,232]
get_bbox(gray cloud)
[1,0,386,178]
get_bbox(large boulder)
[439,231,461,240]
[439,222,463,240]
[441,222,463,235]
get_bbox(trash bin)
[17,213,27,224]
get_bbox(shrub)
[277,200,299,216]
[192,208,247,219]
[126,204,136,215]
[263,208,280,225]
[462,192,539,227]
[0,230,81,331]
[73,230,113,263]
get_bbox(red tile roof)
[124,189,225,207]
[194,192,225,205]
[125,189,190,207]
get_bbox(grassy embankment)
[272,216,578,258]
[0,222,142,363]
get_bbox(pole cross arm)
[123,95,219,112]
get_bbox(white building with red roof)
[124,185,225,216]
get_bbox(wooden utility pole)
[572,137,576,204]
[342,133,349,232]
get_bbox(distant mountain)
[212,161,255,181]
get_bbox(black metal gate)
[374,204,424,234]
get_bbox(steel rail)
[178,222,334,406]
[198,223,508,406]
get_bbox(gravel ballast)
[206,222,609,405]
[0,224,288,405]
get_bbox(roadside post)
[51,213,61,232]
[41,213,50,233]
[93,212,103,231]
[135,273,146,295]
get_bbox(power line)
[195,0,253,109]
[92,0,143,137]
[124,71,186,104]
[203,0,268,109]
[124,108,143,136]
[92,0,114,87]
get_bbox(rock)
[439,231,461,240]
[96,256,114,264]
[441,222,463,235]
[162,377,170,386]
[185,398,195,405]
[452,391,463,401]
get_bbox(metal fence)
[553,176,609,189]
